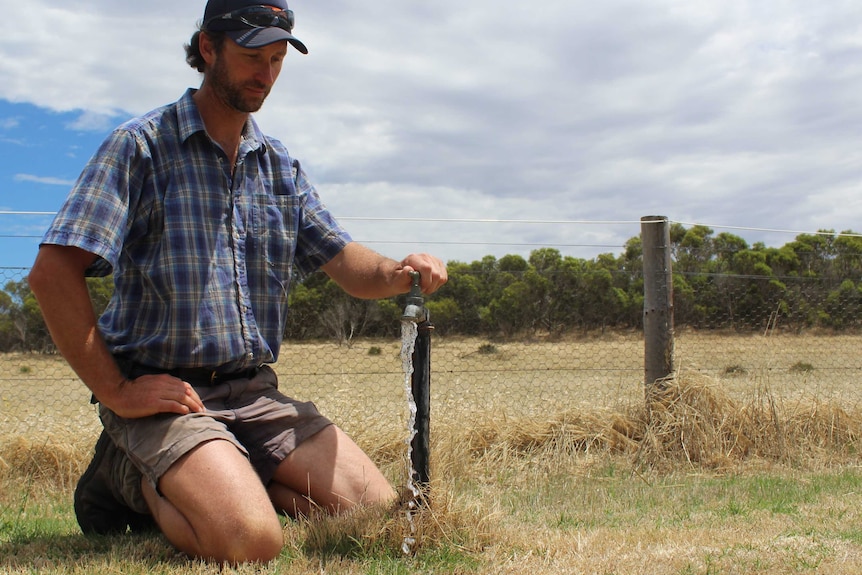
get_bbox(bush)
[478,343,498,355]
[790,361,814,373]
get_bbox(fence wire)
[2,265,862,443]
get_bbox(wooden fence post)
[641,215,675,392]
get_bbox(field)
[3,333,862,574]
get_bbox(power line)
[671,221,862,239]
[358,240,624,249]
[0,211,644,225]
[339,217,643,225]
[0,233,625,249]
[2,210,860,239]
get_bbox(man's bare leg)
[267,424,396,516]
[141,439,283,564]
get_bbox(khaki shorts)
[99,365,332,496]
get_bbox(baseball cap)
[202,0,308,54]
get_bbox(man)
[28,0,447,564]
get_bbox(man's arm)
[321,242,447,299]
[28,245,204,418]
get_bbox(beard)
[209,56,271,113]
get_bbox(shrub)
[790,361,814,373]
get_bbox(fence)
[2,218,862,444]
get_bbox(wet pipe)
[402,271,432,497]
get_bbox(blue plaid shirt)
[42,89,352,370]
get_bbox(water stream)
[399,319,420,555]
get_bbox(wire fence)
[3,219,862,444]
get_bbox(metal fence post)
[641,215,675,392]
[411,317,432,499]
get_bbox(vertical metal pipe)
[410,317,432,495]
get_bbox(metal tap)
[402,271,427,323]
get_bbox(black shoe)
[127,510,158,533]
[74,430,155,535]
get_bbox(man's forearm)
[321,242,448,299]
[321,243,404,299]
[29,246,125,404]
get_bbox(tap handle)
[406,271,424,302]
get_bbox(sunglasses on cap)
[204,5,295,33]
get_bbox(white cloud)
[14,174,76,187]
[2,0,862,262]
[0,117,20,130]
[66,111,121,132]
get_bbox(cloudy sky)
[1,0,861,270]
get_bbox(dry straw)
[3,371,862,561]
[447,372,862,472]
[4,371,862,486]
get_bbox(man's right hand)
[101,374,206,419]
[29,245,206,420]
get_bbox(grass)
[5,378,862,573]
[9,455,862,574]
[4,333,862,573]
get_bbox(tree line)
[2,224,862,352]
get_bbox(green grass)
[5,461,862,574]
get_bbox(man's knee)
[152,440,285,562]
[207,516,284,564]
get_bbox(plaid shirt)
[42,89,351,370]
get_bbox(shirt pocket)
[253,193,301,288]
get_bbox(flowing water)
[400,319,420,555]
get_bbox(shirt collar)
[177,88,268,154]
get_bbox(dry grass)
[4,333,862,573]
[638,375,862,470]
[5,372,862,573]
[446,373,862,472]
[0,435,91,491]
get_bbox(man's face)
[208,38,288,113]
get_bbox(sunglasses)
[205,5,295,33]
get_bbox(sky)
[1,0,862,270]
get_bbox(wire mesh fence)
[3,260,862,444]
